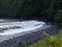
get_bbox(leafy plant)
[54,10,62,22]
[43,31,62,47]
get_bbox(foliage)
[0,0,44,18]
[27,29,62,47]
[43,31,59,47]
[54,10,62,22]
[47,35,59,47]
[27,37,48,47]
[0,0,62,22]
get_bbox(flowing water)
[0,20,45,35]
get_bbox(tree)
[54,10,62,22]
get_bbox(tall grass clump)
[43,31,62,47]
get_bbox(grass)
[27,37,48,47]
[27,28,62,47]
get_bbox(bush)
[54,10,62,22]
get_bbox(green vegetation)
[0,0,62,23]
[0,0,62,47]
[27,29,62,47]
[27,37,48,47]
[54,10,62,22]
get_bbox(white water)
[0,21,45,35]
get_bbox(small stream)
[0,19,58,47]
[0,20,45,35]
